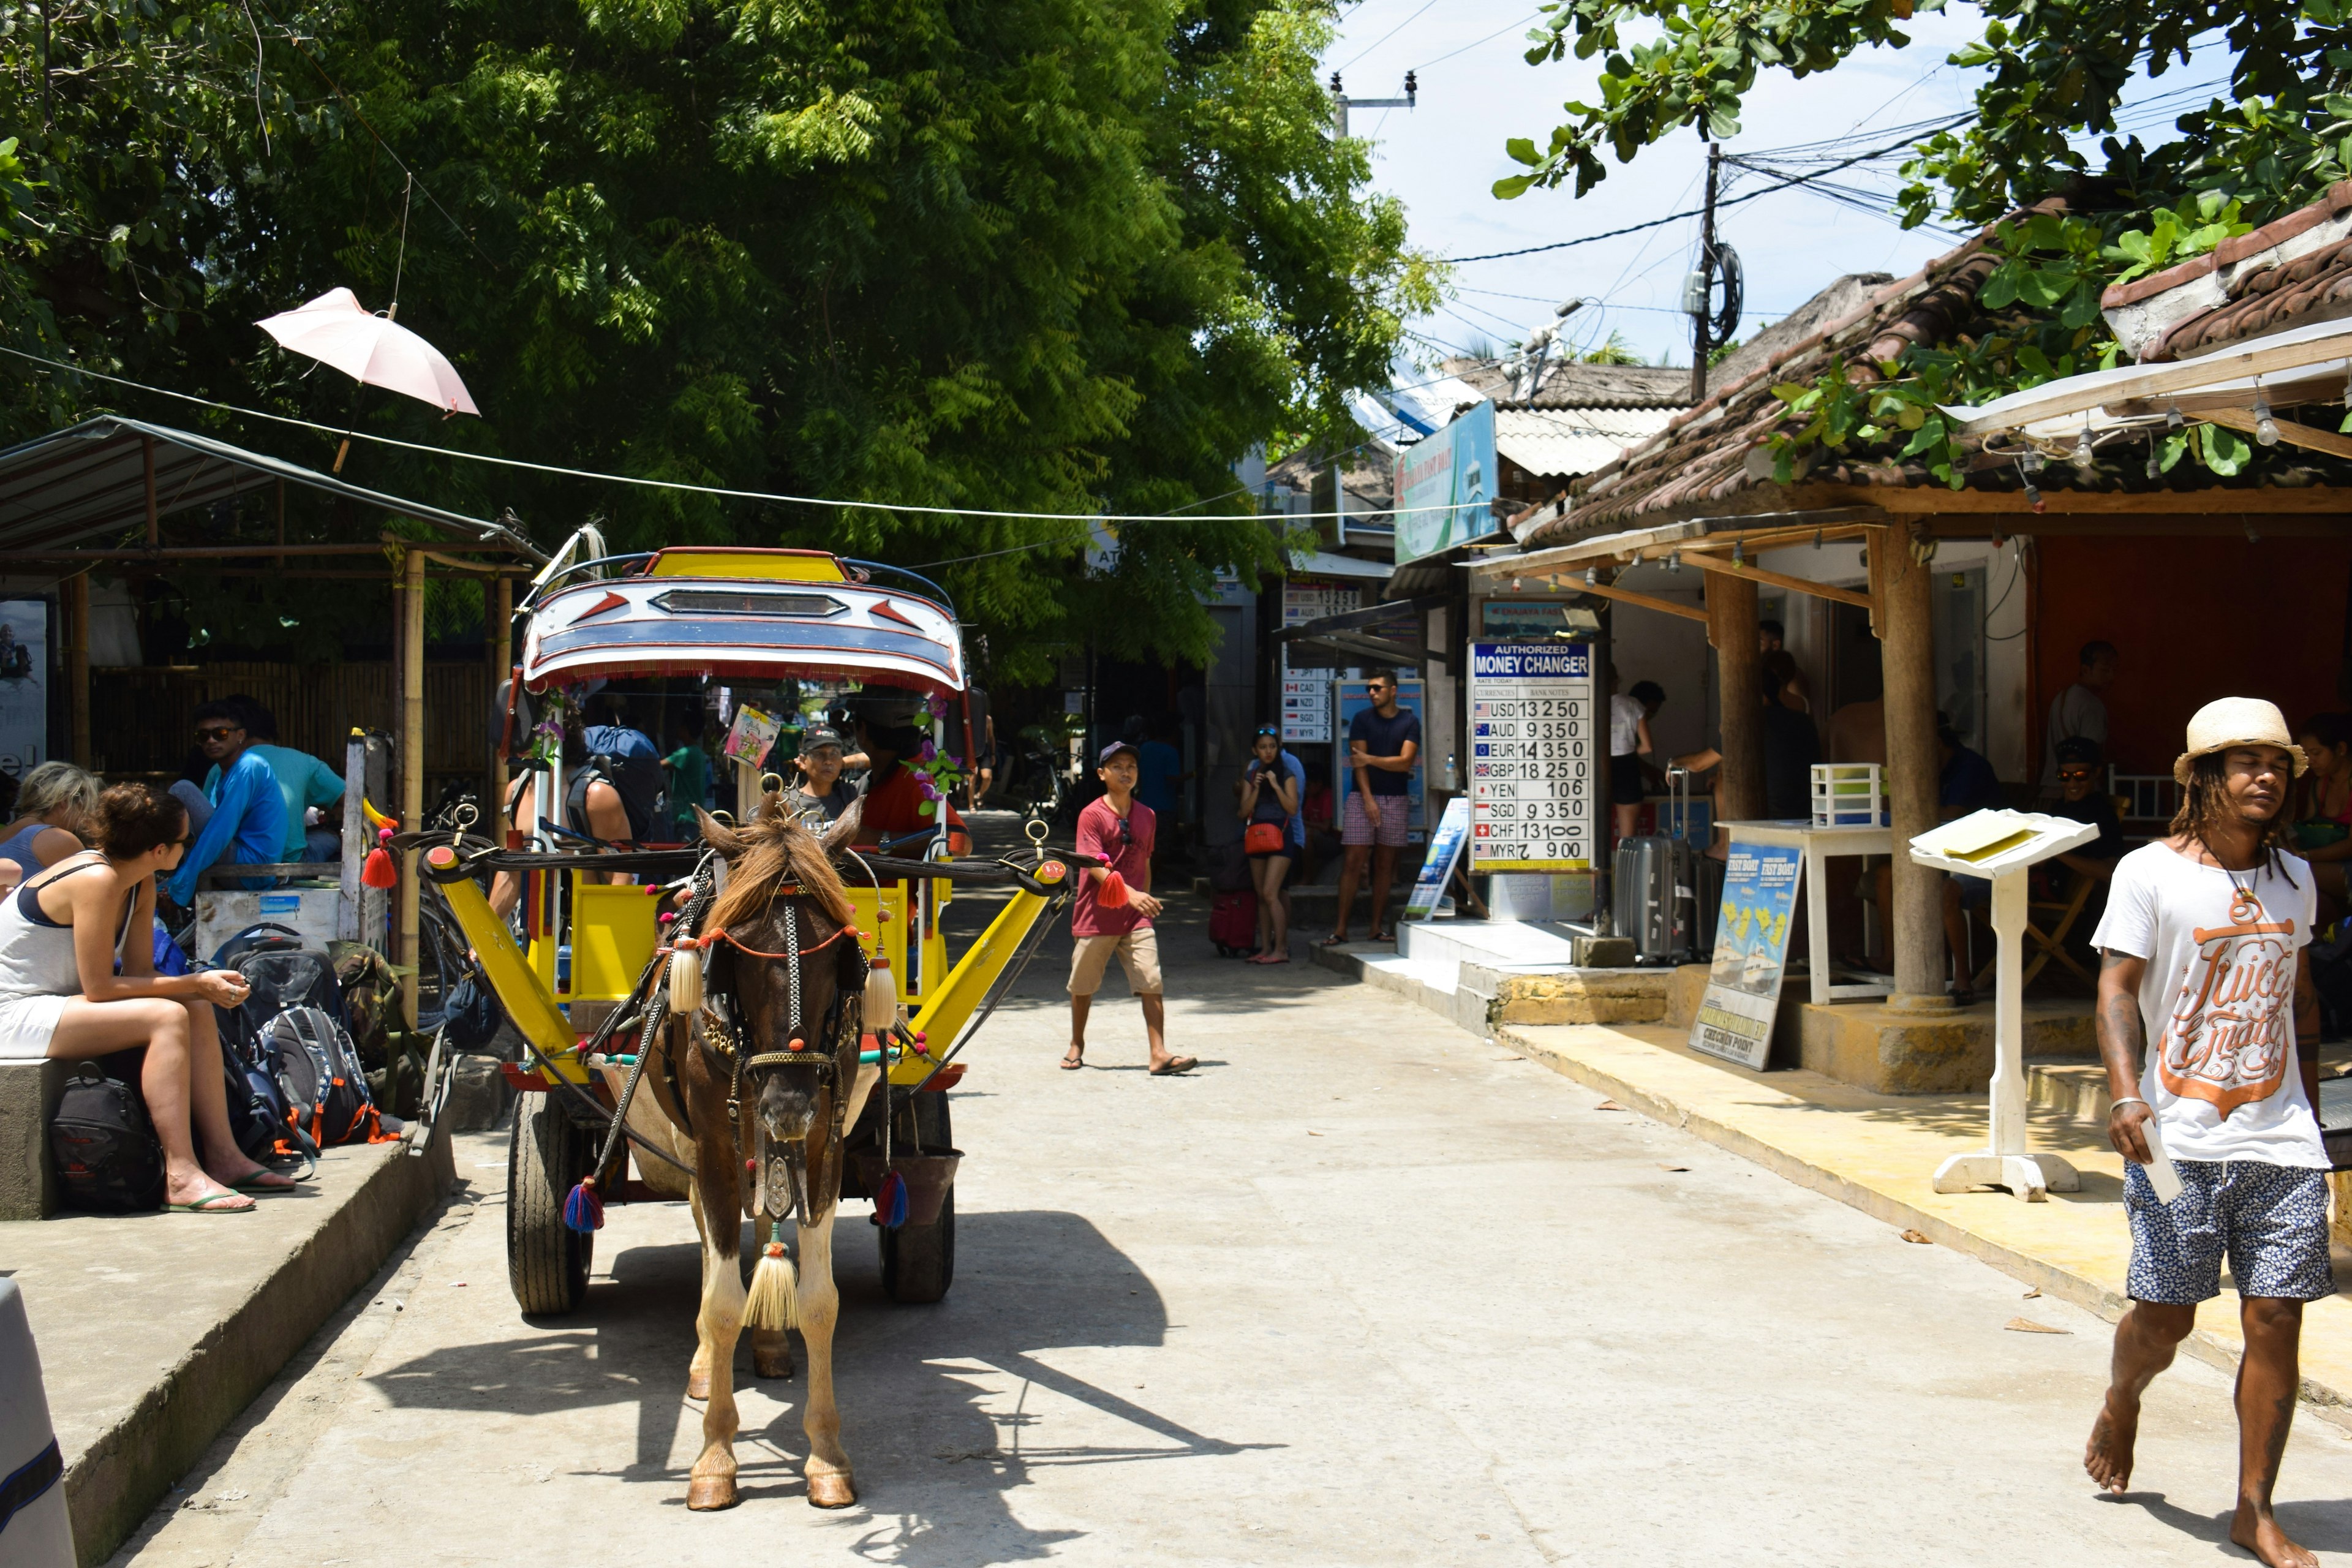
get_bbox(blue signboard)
[1404,797,1472,921]
[1392,401,1497,565]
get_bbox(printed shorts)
[1341,790,1410,848]
[2124,1158,2335,1304]
[1068,927,1163,998]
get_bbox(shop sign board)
[1280,677,1332,744]
[0,600,46,779]
[1393,401,1496,565]
[1403,796,1472,922]
[1334,678,1425,838]
[1689,839,1804,1069]
[1467,641,1593,871]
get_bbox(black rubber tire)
[878,1093,955,1304]
[508,1092,594,1315]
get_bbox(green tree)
[1,0,1434,677]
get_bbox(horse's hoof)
[753,1349,794,1381]
[687,1475,739,1511]
[686,1371,710,1401]
[806,1471,856,1510]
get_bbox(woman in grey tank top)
[5,785,288,1212]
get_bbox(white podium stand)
[1909,809,2100,1202]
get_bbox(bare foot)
[2084,1390,2139,1495]
[2232,1506,2320,1568]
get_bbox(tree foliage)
[1,0,1434,677]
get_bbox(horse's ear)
[819,797,864,860]
[696,806,744,859]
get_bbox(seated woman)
[2293,712,2352,917]
[1234,727,1302,963]
[0,784,287,1212]
[0,761,100,891]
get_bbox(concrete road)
[115,888,2352,1566]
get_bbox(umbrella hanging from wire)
[256,287,479,417]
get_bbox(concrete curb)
[1491,1023,2352,1428]
[58,1133,455,1564]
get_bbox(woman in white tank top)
[6,785,290,1212]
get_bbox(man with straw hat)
[2085,698,2332,1568]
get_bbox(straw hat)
[2171,697,2309,785]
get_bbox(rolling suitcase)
[1613,767,1702,965]
[1208,888,1258,956]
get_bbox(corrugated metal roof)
[0,417,541,557]
[1494,407,1679,478]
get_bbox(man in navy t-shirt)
[1324,669,1420,946]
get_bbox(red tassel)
[361,830,399,890]
[1096,870,1129,908]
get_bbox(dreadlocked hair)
[703,793,857,932]
[2169,751,2300,889]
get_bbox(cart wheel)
[880,1092,954,1305]
[508,1091,593,1315]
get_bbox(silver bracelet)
[2111,1096,2150,1112]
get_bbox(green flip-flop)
[231,1172,300,1194]
[167,1191,257,1213]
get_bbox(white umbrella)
[256,287,480,417]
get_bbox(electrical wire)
[1332,0,1442,75]
[0,344,1482,526]
[1410,8,1545,72]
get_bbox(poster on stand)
[1403,797,1472,921]
[1689,839,1803,1069]
[0,600,47,780]
[1467,641,1594,872]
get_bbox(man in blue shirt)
[201,701,344,862]
[167,700,288,905]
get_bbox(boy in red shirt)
[1065,741,1194,1075]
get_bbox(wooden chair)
[1972,865,2100,993]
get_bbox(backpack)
[213,925,343,1061]
[49,1062,165,1212]
[268,1005,385,1147]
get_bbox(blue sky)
[1325,1,2239,367]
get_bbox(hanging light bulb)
[1812,528,1823,550]
[2146,432,2161,480]
[2166,403,2184,431]
[1666,551,1682,573]
[1732,541,1746,567]
[2073,424,2095,470]
[1584,567,1597,587]
[2254,395,2280,447]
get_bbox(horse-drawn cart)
[422,541,1079,1345]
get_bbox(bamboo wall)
[88,661,493,800]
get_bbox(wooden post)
[1708,573,1765,823]
[63,573,89,768]
[1877,526,1946,1008]
[489,574,511,829]
[141,437,158,548]
[398,549,426,1028]
[274,478,285,573]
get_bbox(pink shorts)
[1341,790,1410,848]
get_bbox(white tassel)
[668,937,703,1014]
[745,1235,797,1331]
[862,953,897,1032]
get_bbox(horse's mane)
[703,795,856,933]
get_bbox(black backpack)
[269,1005,383,1147]
[213,924,344,1060]
[50,1062,165,1212]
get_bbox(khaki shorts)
[1068,926,1163,998]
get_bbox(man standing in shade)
[2084,699,2331,1568]
[1323,669,1419,946]
[2042,639,2117,794]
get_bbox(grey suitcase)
[1613,834,1692,964]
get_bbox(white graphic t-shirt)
[2091,842,2328,1167]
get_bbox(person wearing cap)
[787,725,858,829]
[1065,740,1193,1076]
[848,688,967,853]
[2084,698,2331,1567]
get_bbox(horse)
[624,794,881,1511]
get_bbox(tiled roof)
[1536,227,2013,543]
[2101,182,2352,362]
[1445,358,1693,410]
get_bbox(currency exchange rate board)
[1468,641,1595,872]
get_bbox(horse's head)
[696,797,870,1149]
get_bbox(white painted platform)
[1399,918,1587,975]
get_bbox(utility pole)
[1687,140,1722,404]
[1329,71,1418,140]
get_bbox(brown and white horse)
[626,797,877,1511]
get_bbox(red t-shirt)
[856,763,967,851]
[1072,796,1155,938]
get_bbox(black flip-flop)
[1150,1056,1197,1076]
[1061,1050,1085,1071]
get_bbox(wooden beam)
[1709,575,1766,823]
[0,544,394,560]
[274,478,285,572]
[1952,327,2352,437]
[1530,573,1710,624]
[491,573,512,835]
[2203,407,2352,461]
[1927,514,2351,538]
[1874,483,2352,516]
[1670,549,1876,611]
[64,572,89,769]
[141,435,158,548]
[1877,530,1943,1005]
[398,547,426,1030]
